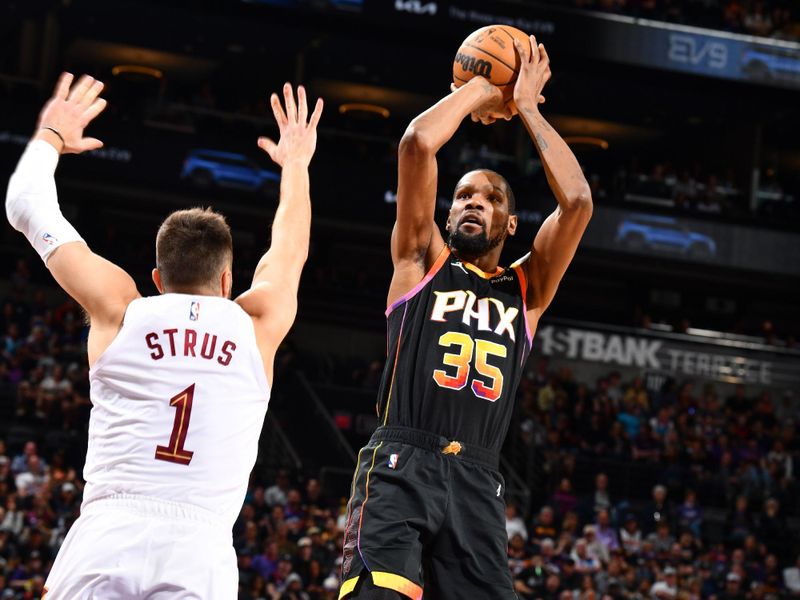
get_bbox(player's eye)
[457,192,470,199]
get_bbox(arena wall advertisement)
[379,0,800,92]
[534,320,800,390]
[582,206,800,277]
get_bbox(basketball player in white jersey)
[5,72,323,599]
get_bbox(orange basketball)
[452,25,531,102]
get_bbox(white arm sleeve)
[6,139,84,265]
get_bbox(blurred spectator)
[590,473,612,517]
[252,541,280,581]
[552,478,578,518]
[784,556,800,595]
[641,485,672,534]
[9,442,41,477]
[724,571,747,600]
[571,538,601,574]
[620,513,643,558]
[726,495,755,546]
[531,506,558,543]
[676,489,703,537]
[758,497,787,559]
[646,521,675,559]
[583,524,609,565]
[266,470,291,508]
[594,509,620,554]
[744,1,774,36]
[650,566,677,599]
[506,502,528,542]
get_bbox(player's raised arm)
[235,84,322,376]
[5,72,140,364]
[513,37,593,323]
[388,77,510,302]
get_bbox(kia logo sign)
[394,0,437,15]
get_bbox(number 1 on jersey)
[155,384,195,465]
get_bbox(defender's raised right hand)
[258,83,323,168]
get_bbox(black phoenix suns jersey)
[376,246,533,453]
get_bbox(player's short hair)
[156,207,233,290]
[454,169,516,214]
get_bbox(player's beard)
[448,223,506,257]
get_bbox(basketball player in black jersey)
[339,36,591,600]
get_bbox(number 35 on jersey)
[430,289,521,403]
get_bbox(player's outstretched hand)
[258,83,323,168]
[513,35,552,113]
[36,72,107,154]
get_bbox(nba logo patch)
[189,301,200,321]
[42,232,57,245]
[387,453,399,469]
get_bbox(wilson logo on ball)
[454,52,493,78]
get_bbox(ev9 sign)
[667,33,728,70]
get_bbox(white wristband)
[6,139,85,264]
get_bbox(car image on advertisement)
[615,214,717,259]
[181,149,280,195]
[741,45,800,83]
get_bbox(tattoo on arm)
[521,107,552,153]
[480,81,495,95]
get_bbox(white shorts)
[44,494,237,600]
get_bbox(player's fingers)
[297,85,308,123]
[257,137,279,162]
[470,112,479,123]
[54,72,74,100]
[257,136,276,151]
[283,82,297,123]
[80,80,104,107]
[82,98,107,125]
[308,98,324,129]
[540,43,550,67]
[513,39,529,64]
[270,93,288,129]
[78,137,103,153]
[529,35,540,64]
[539,94,546,104]
[67,75,95,103]
[543,67,552,85]
[450,83,458,93]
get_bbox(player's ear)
[507,214,518,237]
[221,268,233,299]
[152,269,165,294]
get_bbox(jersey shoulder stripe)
[385,246,451,317]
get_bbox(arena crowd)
[0,272,798,599]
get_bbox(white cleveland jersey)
[84,293,270,528]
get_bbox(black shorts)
[339,426,516,600]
